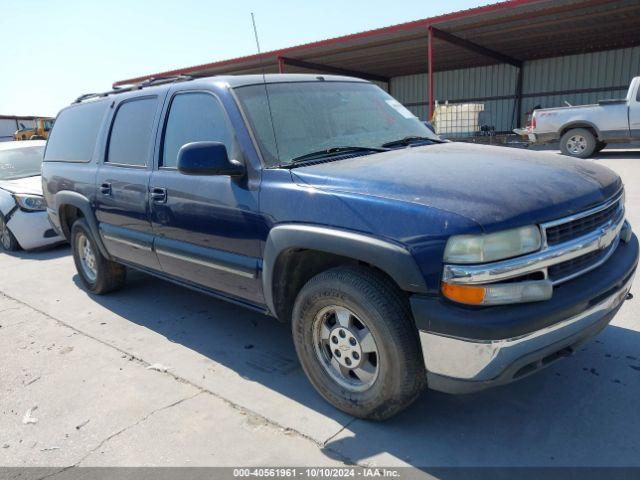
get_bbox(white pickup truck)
[515,77,640,158]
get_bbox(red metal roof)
[113,0,640,87]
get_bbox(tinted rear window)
[107,97,158,166]
[44,101,108,162]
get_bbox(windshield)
[234,81,439,166]
[0,146,44,180]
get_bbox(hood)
[0,175,43,196]
[290,143,622,232]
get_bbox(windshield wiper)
[381,136,443,148]
[284,146,388,167]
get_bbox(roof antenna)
[251,12,281,164]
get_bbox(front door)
[149,91,264,305]
[95,95,162,270]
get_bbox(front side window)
[0,146,45,180]
[162,92,234,168]
[107,97,158,166]
[234,81,439,166]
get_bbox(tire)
[560,128,597,158]
[595,141,607,154]
[71,218,126,294]
[291,266,426,420]
[0,213,20,251]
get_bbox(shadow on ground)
[72,269,347,422]
[593,149,640,161]
[2,243,69,261]
[321,319,640,468]
[71,268,640,469]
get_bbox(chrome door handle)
[100,183,111,195]
[150,187,167,203]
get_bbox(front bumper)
[7,207,64,250]
[411,233,638,394]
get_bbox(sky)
[1,0,487,117]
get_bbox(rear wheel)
[292,266,425,420]
[560,128,597,158]
[0,214,19,251]
[71,219,126,294]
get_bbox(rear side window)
[44,101,107,162]
[162,92,233,168]
[107,97,158,166]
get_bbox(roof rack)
[73,75,193,104]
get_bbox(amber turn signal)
[441,282,486,305]
[442,280,553,305]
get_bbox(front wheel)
[292,266,426,420]
[560,128,597,158]
[71,219,126,294]
[0,213,19,251]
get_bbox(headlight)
[444,225,541,264]
[14,194,47,212]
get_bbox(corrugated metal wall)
[0,118,35,142]
[391,63,518,132]
[521,47,640,117]
[0,119,17,141]
[390,45,640,134]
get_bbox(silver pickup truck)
[516,76,640,158]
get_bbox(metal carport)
[114,0,640,131]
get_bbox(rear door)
[95,95,163,270]
[149,90,264,304]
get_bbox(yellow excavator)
[14,117,55,140]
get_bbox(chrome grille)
[548,247,611,283]
[545,198,622,246]
[542,193,624,284]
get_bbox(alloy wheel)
[566,135,587,155]
[312,305,380,392]
[77,233,98,282]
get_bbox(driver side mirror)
[177,141,245,177]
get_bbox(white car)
[0,140,63,251]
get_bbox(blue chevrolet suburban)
[42,74,638,420]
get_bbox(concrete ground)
[1,149,640,472]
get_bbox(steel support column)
[427,26,434,119]
[277,56,285,74]
[515,66,523,128]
